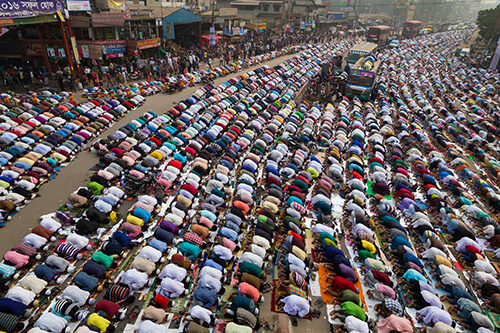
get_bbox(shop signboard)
[91,12,124,27]
[129,9,152,19]
[0,0,64,19]
[107,53,123,58]
[103,42,125,54]
[137,38,160,50]
[88,44,102,59]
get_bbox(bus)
[345,56,380,100]
[366,25,391,46]
[436,22,450,32]
[402,20,422,38]
[344,42,379,67]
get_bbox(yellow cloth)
[87,313,110,333]
[150,151,163,161]
[361,240,377,254]
[127,214,144,227]
[434,255,452,268]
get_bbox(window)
[262,4,269,11]
[273,4,280,11]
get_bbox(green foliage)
[476,4,500,42]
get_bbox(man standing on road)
[122,67,127,86]
[84,67,91,87]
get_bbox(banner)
[137,38,160,50]
[246,22,254,29]
[71,36,80,64]
[67,0,90,11]
[108,0,125,10]
[256,22,266,30]
[0,0,64,19]
[23,40,45,57]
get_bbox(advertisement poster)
[67,0,90,11]
[23,40,45,57]
[0,26,8,37]
[47,47,56,57]
[79,44,89,58]
[108,0,125,10]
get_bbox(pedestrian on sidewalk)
[208,57,212,70]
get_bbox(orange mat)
[317,264,367,310]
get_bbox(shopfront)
[77,40,126,67]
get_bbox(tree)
[476,4,500,43]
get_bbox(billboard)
[0,0,64,19]
[67,0,91,11]
[108,0,125,10]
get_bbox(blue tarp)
[162,8,201,40]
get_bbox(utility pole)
[211,0,216,28]
[352,0,358,30]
